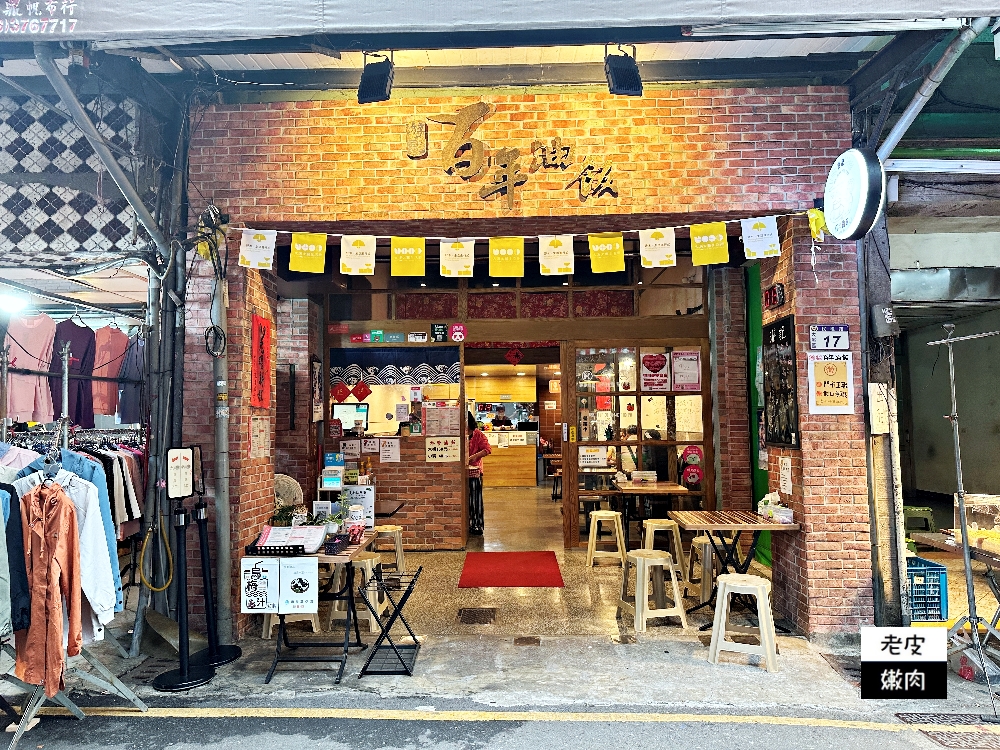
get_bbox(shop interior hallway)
[466,486,564,552]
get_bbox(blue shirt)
[18,449,124,612]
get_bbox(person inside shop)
[467,412,492,536]
[491,405,514,430]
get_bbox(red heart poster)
[351,381,373,401]
[331,382,351,403]
[640,352,671,392]
[250,314,272,408]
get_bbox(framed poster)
[310,358,324,422]
[807,351,855,415]
[762,315,800,448]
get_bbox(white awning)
[0,2,993,48]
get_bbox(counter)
[481,433,538,487]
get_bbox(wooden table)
[266,530,377,684]
[670,510,799,627]
[375,500,404,519]
[614,481,689,550]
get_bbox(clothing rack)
[6,367,143,385]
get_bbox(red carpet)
[458,551,565,588]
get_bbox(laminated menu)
[256,525,328,554]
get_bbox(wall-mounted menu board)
[762,315,800,448]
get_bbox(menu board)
[763,315,800,448]
[423,404,461,436]
[426,437,461,462]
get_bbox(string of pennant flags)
[234,208,828,277]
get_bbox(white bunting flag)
[538,235,575,275]
[238,229,277,270]
[440,238,475,277]
[638,228,676,268]
[340,235,376,275]
[741,216,780,259]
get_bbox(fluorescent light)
[516,372,526,376]
[481,372,489,377]
[420,283,427,287]
[0,293,28,314]
[562,282,569,286]
[554,371,561,375]
[492,283,500,287]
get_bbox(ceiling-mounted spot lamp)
[358,51,394,104]
[605,44,642,96]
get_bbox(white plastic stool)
[708,573,779,673]
[618,549,688,632]
[586,510,627,567]
[374,524,406,574]
[642,519,688,584]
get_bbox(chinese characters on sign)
[1,0,79,35]
[427,102,617,208]
[762,315,799,448]
[250,314,272,408]
[806,352,854,415]
[861,627,946,699]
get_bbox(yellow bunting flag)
[440,238,474,277]
[807,208,827,242]
[588,233,625,274]
[638,228,676,268]
[690,222,730,266]
[391,236,426,276]
[238,229,276,270]
[538,235,574,275]
[489,237,525,277]
[289,232,328,273]
[340,235,376,275]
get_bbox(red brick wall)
[275,298,321,506]
[331,437,467,550]
[714,268,752,512]
[188,87,850,223]
[761,216,873,636]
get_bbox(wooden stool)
[326,552,389,633]
[643,519,688,584]
[618,550,688,632]
[586,510,627,567]
[374,524,406,574]
[262,611,320,640]
[708,573,779,673]
[903,506,937,533]
[686,535,720,603]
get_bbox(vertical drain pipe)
[210,273,233,645]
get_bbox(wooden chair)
[618,549,688,632]
[708,573,779,673]
[586,510,627,567]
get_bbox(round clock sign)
[823,148,886,241]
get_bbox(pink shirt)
[469,429,491,471]
[92,326,128,416]
[5,314,55,423]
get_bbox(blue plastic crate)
[907,556,948,621]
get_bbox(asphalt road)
[7,709,955,750]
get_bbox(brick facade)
[761,216,874,637]
[182,85,872,637]
[330,437,467,551]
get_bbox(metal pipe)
[211,276,233,645]
[59,342,70,449]
[877,17,994,162]
[33,43,172,260]
[0,344,8,444]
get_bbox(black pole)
[189,499,242,668]
[152,508,215,691]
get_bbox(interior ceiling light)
[517,372,526,376]
[481,372,489,377]
[605,44,642,97]
[554,371,561,375]
[0,292,28,314]
[358,51,394,104]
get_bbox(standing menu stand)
[264,531,377,685]
[357,567,422,677]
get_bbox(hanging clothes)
[15,482,81,698]
[4,314,55,424]
[0,443,10,460]
[0,489,10,639]
[48,319,96,429]
[0,447,41,471]
[1,482,30,633]
[92,326,128,417]
[17,450,123,613]
[117,335,145,425]
[13,469,116,632]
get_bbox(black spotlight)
[605,44,642,97]
[358,52,394,104]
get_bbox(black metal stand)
[358,567,422,677]
[264,562,366,684]
[189,500,242,669]
[152,508,216,692]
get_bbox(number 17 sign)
[809,324,850,351]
